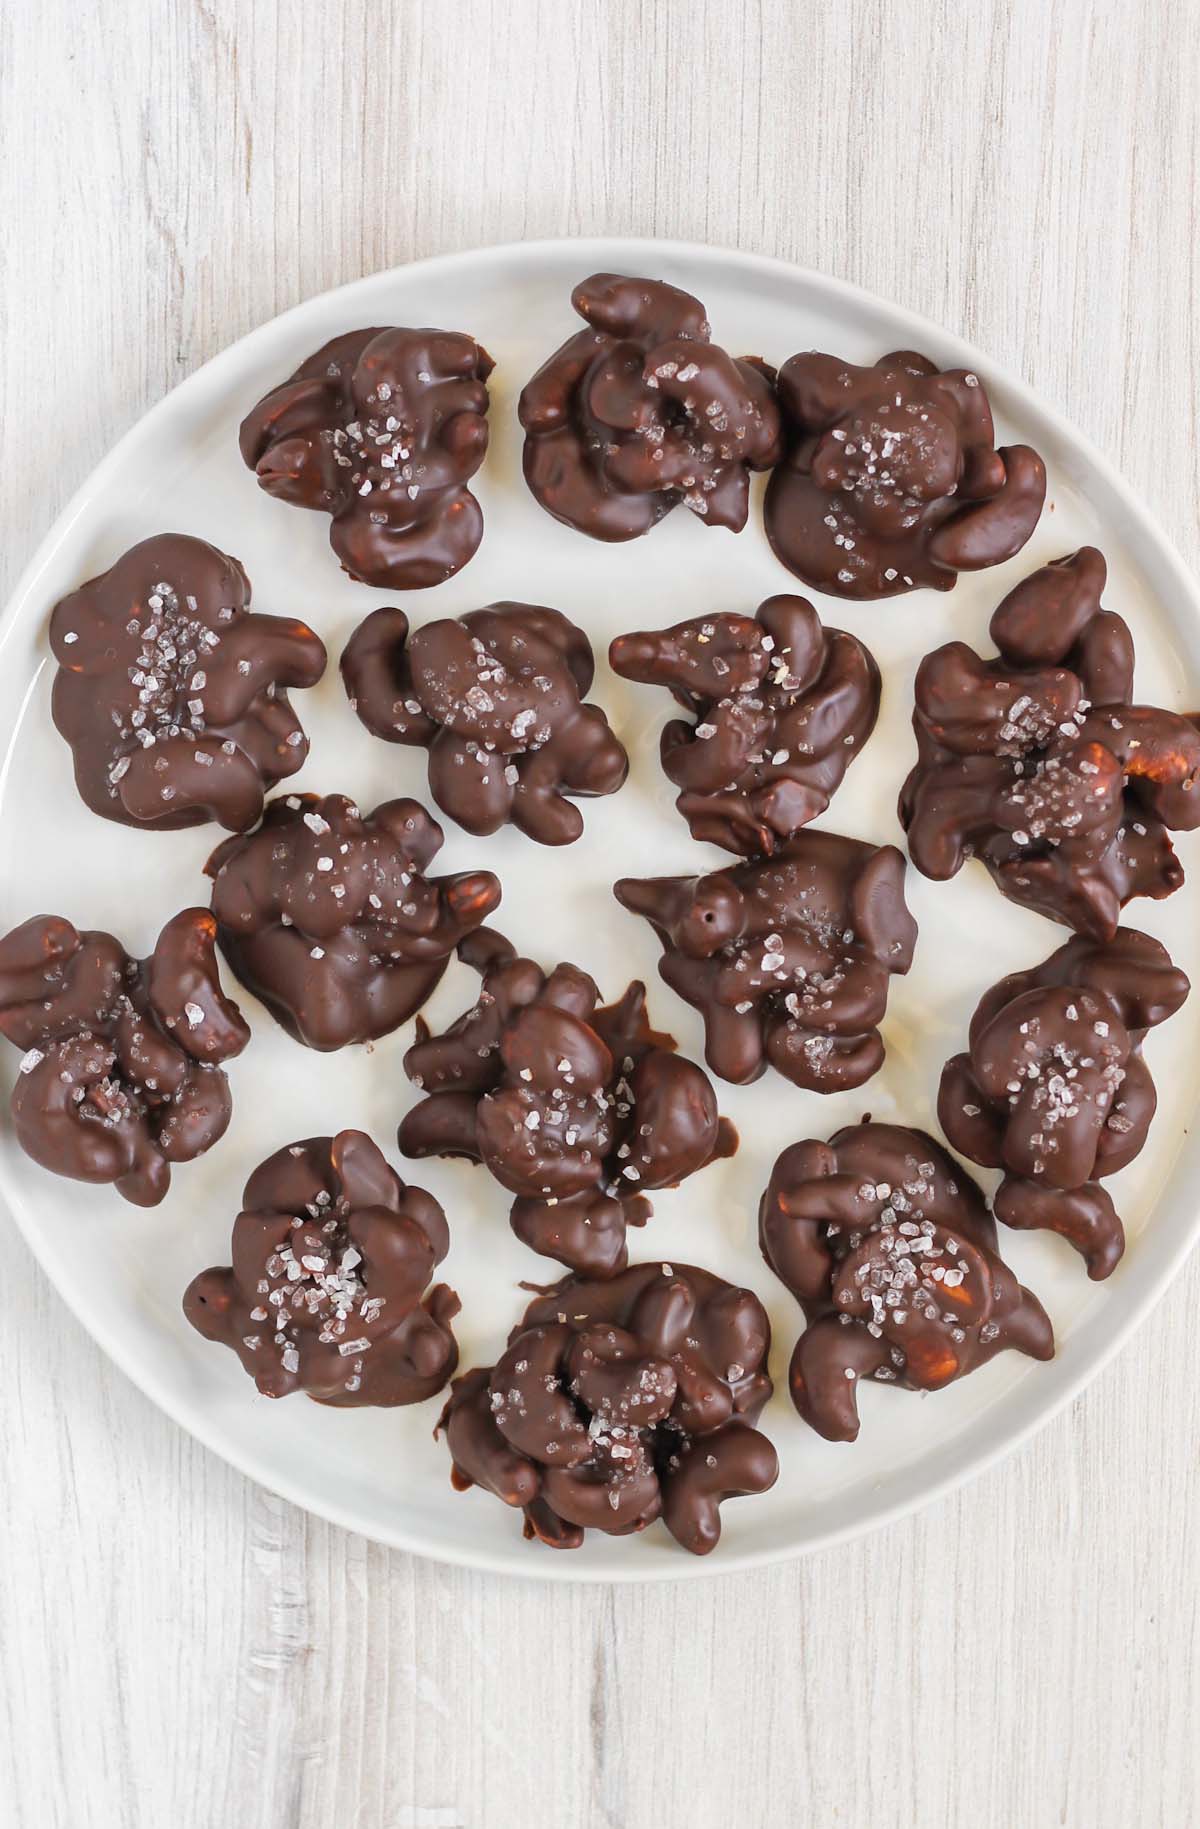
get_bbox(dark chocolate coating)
[206,793,502,1051]
[184,1129,459,1406]
[764,349,1046,598]
[439,1260,778,1554]
[399,930,737,1276]
[239,327,493,589]
[899,548,1200,936]
[614,833,918,1092]
[50,534,326,832]
[609,593,879,856]
[759,1122,1054,1442]
[0,909,249,1205]
[341,601,629,845]
[938,927,1189,1278]
[518,273,782,542]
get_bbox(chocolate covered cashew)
[399,931,737,1276]
[207,793,501,1051]
[239,327,493,589]
[938,927,1189,1277]
[342,602,628,844]
[440,1260,778,1554]
[764,349,1045,598]
[610,594,879,855]
[759,1122,1053,1441]
[50,534,325,832]
[184,1128,459,1405]
[519,273,782,541]
[900,548,1200,936]
[0,908,249,1205]
[615,833,917,1091]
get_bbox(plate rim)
[2,232,1199,1584]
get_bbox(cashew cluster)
[901,548,1200,936]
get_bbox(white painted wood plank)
[1,1,1198,1823]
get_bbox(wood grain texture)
[2,1,1199,1823]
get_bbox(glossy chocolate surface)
[610,593,878,855]
[342,601,628,844]
[759,1122,1053,1441]
[399,930,736,1276]
[207,793,501,1051]
[900,548,1200,936]
[519,273,782,541]
[440,1260,778,1554]
[0,909,249,1205]
[764,349,1045,598]
[239,327,492,589]
[614,833,917,1092]
[939,927,1189,1278]
[184,1128,458,1405]
[50,534,325,832]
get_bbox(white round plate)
[3,238,1199,1583]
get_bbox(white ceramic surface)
[2,237,1198,1583]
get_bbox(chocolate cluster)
[610,594,879,856]
[519,273,782,542]
[50,534,326,832]
[759,1122,1054,1441]
[342,602,629,844]
[184,1128,459,1404]
[614,833,917,1092]
[764,349,1046,598]
[939,928,1189,1278]
[900,548,1200,936]
[239,327,493,589]
[0,909,249,1205]
[207,793,501,1051]
[440,1260,778,1554]
[399,931,737,1276]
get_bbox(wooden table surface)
[2,2,1198,1824]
